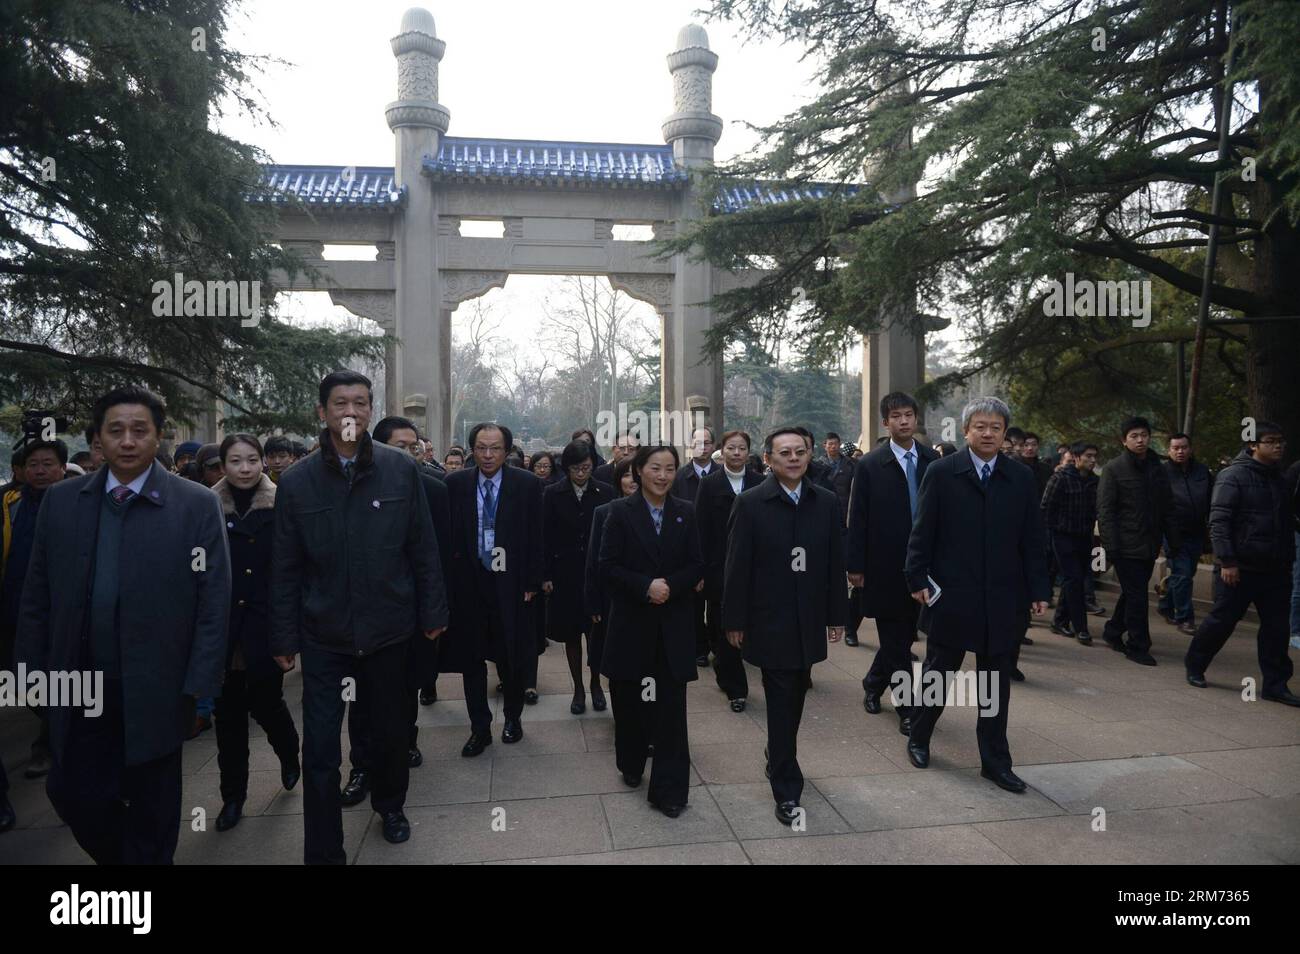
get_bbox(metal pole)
[1184,5,1236,438]
[1176,338,1187,429]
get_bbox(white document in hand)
[926,575,942,607]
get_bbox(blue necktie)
[904,451,918,517]
[650,506,663,535]
[980,462,991,486]
[480,480,497,569]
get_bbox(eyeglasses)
[569,463,593,474]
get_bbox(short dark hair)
[880,391,919,421]
[1169,432,1191,444]
[318,369,372,408]
[764,426,809,455]
[264,435,293,455]
[70,450,93,467]
[1120,416,1150,438]
[1023,431,1041,443]
[91,385,166,436]
[23,438,69,466]
[571,427,597,446]
[219,433,263,462]
[529,450,555,474]
[1005,426,1026,442]
[1070,441,1099,457]
[719,429,751,449]
[612,456,637,496]
[444,448,465,462]
[468,422,513,453]
[373,416,419,446]
[631,443,679,478]
[1249,420,1284,443]
[560,439,595,471]
[290,441,310,459]
[825,432,841,442]
[935,442,957,457]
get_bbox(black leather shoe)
[340,770,369,807]
[1186,671,1207,688]
[216,799,244,832]
[408,746,423,768]
[981,767,1027,793]
[502,719,524,744]
[591,685,607,711]
[898,715,912,737]
[775,801,801,826]
[524,689,539,705]
[863,691,882,715]
[1102,632,1126,653]
[1020,634,1034,645]
[729,697,746,713]
[1086,602,1106,616]
[1126,650,1158,667]
[461,731,492,757]
[1010,667,1026,682]
[622,772,642,787]
[1077,632,1093,645]
[844,633,859,647]
[906,741,929,768]
[280,755,301,791]
[0,794,14,833]
[1263,689,1300,707]
[381,810,411,844]
[419,686,437,706]
[650,799,684,818]
[570,695,586,715]
[1050,622,1074,637]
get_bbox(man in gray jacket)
[17,386,231,864]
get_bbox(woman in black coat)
[585,457,638,704]
[523,451,560,702]
[598,445,703,817]
[543,440,615,714]
[212,434,301,832]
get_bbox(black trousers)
[1186,567,1295,696]
[908,643,1015,774]
[46,680,182,865]
[863,605,919,711]
[609,641,689,806]
[1051,531,1091,635]
[463,567,531,730]
[706,594,748,700]
[214,668,300,802]
[349,636,425,769]
[301,641,409,865]
[848,586,865,640]
[761,668,809,804]
[1103,557,1156,653]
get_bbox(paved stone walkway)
[2,596,1297,864]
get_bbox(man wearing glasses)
[1185,422,1299,706]
[441,423,545,755]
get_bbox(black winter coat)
[1163,458,1213,544]
[695,467,763,600]
[1208,450,1295,571]
[1097,449,1181,561]
[670,460,715,502]
[215,475,279,680]
[543,479,615,641]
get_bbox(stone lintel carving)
[441,270,509,307]
[594,219,614,241]
[437,216,461,237]
[375,241,396,261]
[608,273,673,310]
[282,240,325,260]
[503,217,524,239]
[329,290,396,332]
[652,221,676,241]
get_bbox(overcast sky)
[217,0,857,362]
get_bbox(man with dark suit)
[847,392,937,734]
[818,432,854,517]
[671,426,716,666]
[695,429,763,711]
[271,371,447,862]
[339,416,452,809]
[599,445,703,817]
[441,423,545,756]
[904,397,1049,793]
[17,385,231,863]
[723,427,848,825]
[594,430,639,487]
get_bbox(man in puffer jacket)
[1185,421,1298,706]
[1098,416,1182,665]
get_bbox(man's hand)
[524,590,536,603]
[1221,566,1240,586]
[1031,601,1047,615]
[424,627,446,641]
[647,578,670,604]
[847,573,864,588]
[726,630,744,649]
[911,588,930,605]
[694,579,704,593]
[591,614,601,623]
[828,626,845,643]
[274,654,296,673]
[542,580,554,594]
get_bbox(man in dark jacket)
[671,425,716,666]
[338,416,452,809]
[723,427,848,825]
[17,386,231,863]
[1160,433,1213,634]
[1041,441,1099,644]
[819,432,854,517]
[1289,458,1300,650]
[440,423,544,757]
[1097,416,1182,665]
[1185,423,1298,705]
[846,391,936,731]
[271,371,447,863]
[904,397,1049,793]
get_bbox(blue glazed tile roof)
[713,181,862,213]
[425,137,689,186]
[252,166,403,207]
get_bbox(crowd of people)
[0,370,1296,863]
